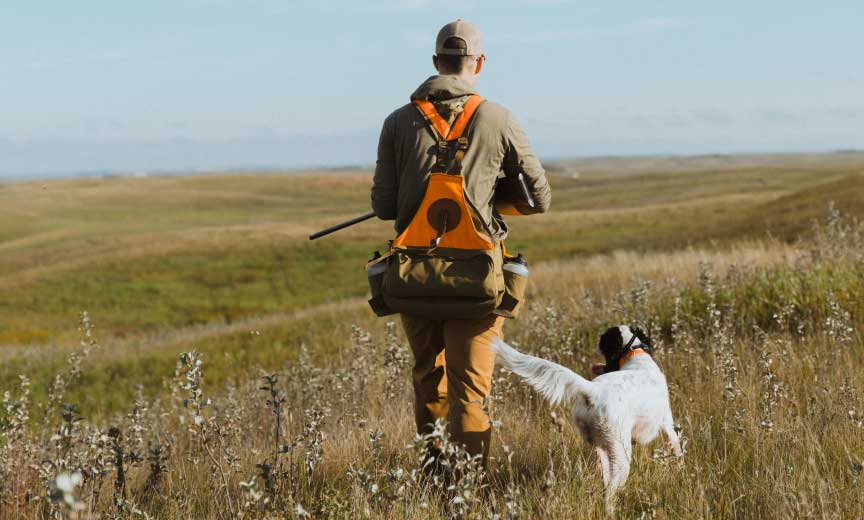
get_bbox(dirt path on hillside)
[1,241,799,363]
[0,297,368,362]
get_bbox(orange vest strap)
[414,99,450,140]
[413,94,484,141]
[448,95,484,140]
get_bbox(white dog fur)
[492,325,682,512]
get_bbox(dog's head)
[597,325,653,372]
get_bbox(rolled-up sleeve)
[371,113,398,220]
[502,111,551,214]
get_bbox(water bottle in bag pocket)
[366,251,395,317]
[494,254,529,318]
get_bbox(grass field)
[1,154,863,518]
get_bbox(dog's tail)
[492,338,593,407]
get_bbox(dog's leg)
[595,446,611,487]
[605,436,632,514]
[663,415,683,462]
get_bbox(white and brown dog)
[493,326,682,512]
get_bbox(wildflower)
[51,472,86,511]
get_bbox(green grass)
[1,160,863,415]
[2,165,862,345]
[730,174,864,240]
[0,239,377,343]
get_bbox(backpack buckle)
[436,140,450,170]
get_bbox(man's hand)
[591,363,605,379]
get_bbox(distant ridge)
[3,150,864,182]
[544,150,864,177]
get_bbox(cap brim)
[436,48,470,56]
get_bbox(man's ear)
[474,55,485,74]
[432,55,440,72]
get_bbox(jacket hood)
[410,75,477,101]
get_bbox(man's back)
[372,74,551,240]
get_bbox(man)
[371,20,551,462]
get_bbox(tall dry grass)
[1,209,862,519]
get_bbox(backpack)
[367,94,527,320]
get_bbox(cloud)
[168,121,189,132]
[825,106,864,121]
[525,104,864,133]
[81,119,129,137]
[394,0,435,8]
[306,0,476,12]
[518,0,566,4]
[754,107,805,124]
[611,109,731,130]
[249,124,278,138]
[501,17,688,44]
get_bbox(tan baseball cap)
[435,19,483,56]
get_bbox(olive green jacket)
[371,75,551,241]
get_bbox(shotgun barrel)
[308,211,376,240]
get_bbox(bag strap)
[450,137,469,175]
[447,94,483,140]
[414,94,484,174]
[413,94,484,141]
[366,248,396,269]
[414,100,451,140]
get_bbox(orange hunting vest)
[391,94,494,252]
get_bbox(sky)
[1,0,862,178]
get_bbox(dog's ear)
[599,327,624,361]
[631,326,654,354]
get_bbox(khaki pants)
[401,313,504,462]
